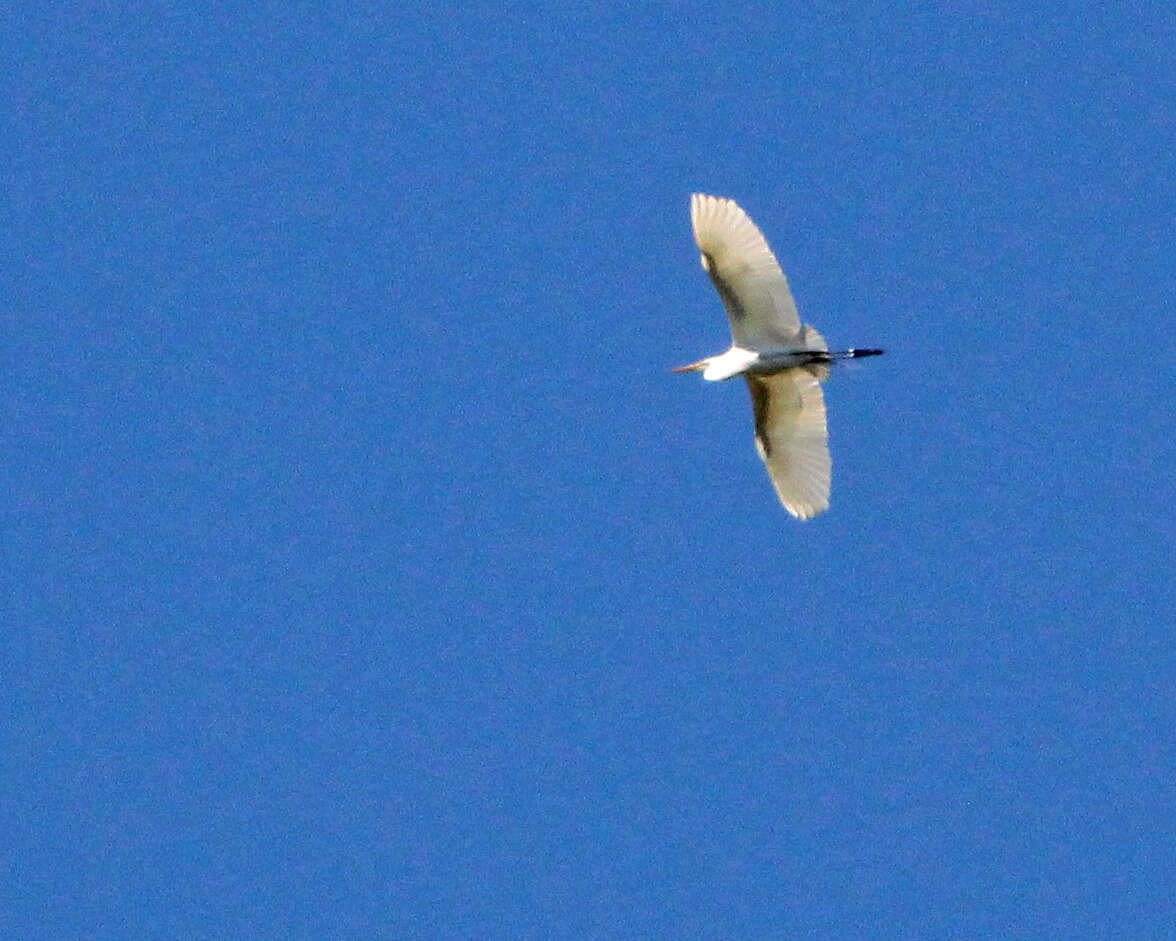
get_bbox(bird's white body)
[676,194,882,519]
[696,346,828,381]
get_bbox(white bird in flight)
[675,194,883,519]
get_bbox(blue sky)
[4,2,1175,936]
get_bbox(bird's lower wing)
[745,371,831,519]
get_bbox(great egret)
[675,194,882,519]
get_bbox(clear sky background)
[4,2,1175,937]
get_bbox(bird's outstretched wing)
[745,370,831,519]
[691,193,801,350]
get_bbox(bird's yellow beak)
[672,359,707,373]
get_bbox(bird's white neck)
[702,347,759,381]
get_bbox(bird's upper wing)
[745,370,831,519]
[691,193,801,350]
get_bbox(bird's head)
[673,348,756,382]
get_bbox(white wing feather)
[690,193,801,350]
[745,370,831,519]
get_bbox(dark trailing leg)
[805,348,885,365]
